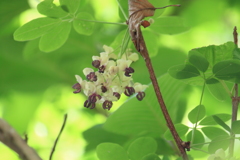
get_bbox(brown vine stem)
[229,26,239,157]
[49,114,68,160]
[134,25,189,160]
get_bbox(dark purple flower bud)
[113,92,121,100]
[86,72,97,81]
[99,65,105,73]
[88,93,101,103]
[102,100,113,110]
[136,92,145,101]
[124,67,134,77]
[90,103,96,109]
[124,87,135,96]
[84,100,91,108]
[72,83,81,93]
[101,86,107,93]
[92,60,101,68]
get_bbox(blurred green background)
[1,0,240,159]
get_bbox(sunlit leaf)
[206,78,230,101]
[37,0,68,18]
[150,16,190,35]
[14,17,61,41]
[73,12,95,35]
[39,21,71,52]
[213,59,240,83]
[142,30,158,57]
[187,129,205,149]
[59,0,81,13]
[188,105,206,124]
[232,120,240,134]
[188,50,209,72]
[208,135,230,153]
[82,124,128,151]
[96,143,128,160]
[199,114,231,126]
[212,115,231,132]
[141,153,161,160]
[201,127,229,140]
[164,123,189,140]
[168,64,200,79]
[233,48,240,60]
[190,42,235,68]
[128,137,157,160]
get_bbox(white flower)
[83,68,94,76]
[117,59,132,71]
[83,82,96,96]
[128,52,139,62]
[133,83,148,92]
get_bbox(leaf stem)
[229,26,239,157]
[116,0,128,20]
[74,18,127,25]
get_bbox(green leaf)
[187,129,205,149]
[190,42,235,68]
[103,74,188,135]
[188,105,206,124]
[199,114,231,126]
[213,59,240,83]
[206,79,230,101]
[150,16,190,35]
[201,127,229,140]
[59,0,81,13]
[73,12,95,36]
[128,137,157,160]
[233,48,240,60]
[208,135,230,153]
[141,153,161,160]
[188,50,209,72]
[213,115,231,132]
[96,143,128,160]
[14,17,61,41]
[168,64,200,79]
[164,123,189,140]
[37,0,68,18]
[82,124,128,152]
[39,21,71,52]
[142,30,158,57]
[232,120,240,134]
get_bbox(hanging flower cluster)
[72,45,148,110]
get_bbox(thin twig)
[0,119,42,160]
[229,26,239,157]
[134,24,188,160]
[49,114,68,160]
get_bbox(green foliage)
[3,0,240,160]
[96,143,129,160]
[127,137,158,160]
[188,105,206,124]
[164,123,189,140]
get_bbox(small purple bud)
[92,60,101,68]
[72,83,81,93]
[86,72,97,81]
[99,65,105,73]
[113,92,121,100]
[84,100,91,108]
[102,100,113,110]
[124,67,134,77]
[101,86,107,93]
[136,92,145,101]
[124,87,135,96]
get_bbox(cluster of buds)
[72,45,148,110]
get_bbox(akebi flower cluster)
[72,45,148,110]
